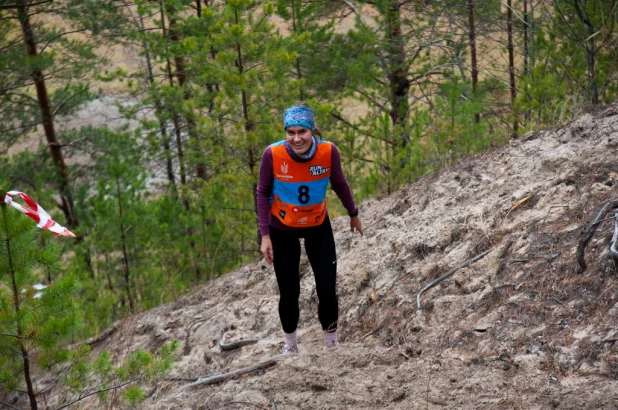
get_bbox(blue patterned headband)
[283,106,315,131]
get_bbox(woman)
[257,103,363,354]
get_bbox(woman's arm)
[256,147,274,236]
[329,144,358,216]
[330,144,363,235]
[257,147,276,263]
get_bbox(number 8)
[298,185,310,204]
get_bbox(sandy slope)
[60,106,618,409]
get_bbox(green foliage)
[123,386,146,407]
[59,340,179,409]
[431,78,493,157]
[3,4,618,402]
[0,179,81,404]
[0,0,107,153]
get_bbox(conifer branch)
[0,0,52,9]
[354,87,388,112]
[341,0,365,26]
[0,400,20,410]
[51,86,91,117]
[54,378,138,410]
[329,111,377,140]
[38,29,88,54]
[0,332,24,339]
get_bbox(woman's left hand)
[350,216,363,236]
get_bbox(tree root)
[610,211,618,261]
[417,247,494,309]
[180,354,288,390]
[576,199,618,273]
[72,322,118,349]
[219,332,259,351]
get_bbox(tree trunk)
[3,210,38,410]
[233,8,260,247]
[386,1,410,149]
[160,1,188,204]
[467,0,480,124]
[160,5,200,283]
[572,0,599,105]
[167,6,207,180]
[523,0,531,122]
[139,13,177,193]
[523,0,529,76]
[507,0,517,137]
[291,0,304,100]
[529,0,536,73]
[116,175,134,313]
[16,2,77,229]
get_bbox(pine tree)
[189,0,298,249]
[324,0,455,193]
[0,0,130,229]
[85,129,147,315]
[552,0,618,106]
[0,182,80,409]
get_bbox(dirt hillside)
[73,106,618,409]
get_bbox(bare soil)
[42,105,618,408]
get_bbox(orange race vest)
[270,140,332,228]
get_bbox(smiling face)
[285,126,313,155]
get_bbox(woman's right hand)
[261,235,274,265]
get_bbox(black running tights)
[270,217,338,334]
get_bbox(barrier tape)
[2,191,76,237]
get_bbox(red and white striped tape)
[2,191,76,237]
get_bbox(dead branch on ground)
[576,199,618,273]
[180,355,288,390]
[219,332,259,351]
[222,401,268,409]
[167,374,214,382]
[417,247,495,309]
[610,211,618,261]
[72,322,118,349]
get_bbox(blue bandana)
[283,106,315,131]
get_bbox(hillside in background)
[25,104,616,410]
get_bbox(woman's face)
[285,126,313,155]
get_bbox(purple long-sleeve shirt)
[256,141,358,236]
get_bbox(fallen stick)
[167,374,214,382]
[361,323,385,341]
[219,332,259,351]
[417,247,494,309]
[180,354,288,390]
[222,401,268,409]
[610,211,618,261]
[399,351,411,360]
[503,195,532,224]
[73,322,118,349]
[576,199,618,273]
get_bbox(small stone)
[420,262,439,279]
